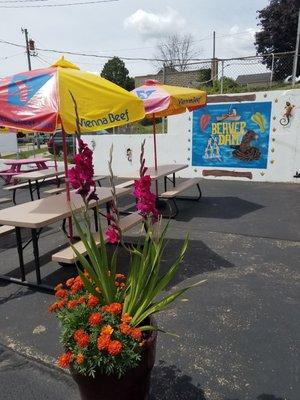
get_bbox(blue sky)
[0,0,269,78]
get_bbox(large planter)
[70,318,157,400]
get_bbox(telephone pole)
[21,28,32,71]
[211,31,218,83]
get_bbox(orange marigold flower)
[97,334,111,351]
[67,299,78,309]
[121,313,132,323]
[54,283,63,291]
[130,327,142,341]
[55,289,67,298]
[101,325,114,336]
[75,353,85,365]
[87,295,100,307]
[48,302,59,312]
[66,277,75,287]
[107,340,122,356]
[58,352,72,368]
[57,299,66,309]
[119,323,131,335]
[77,333,90,348]
[77,296,86,305]
[71,282,83,294]
[115,273,126,280]
[102,302,122,315]
[74,329,85,342]
[88,312,102,326]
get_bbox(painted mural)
[192,101,272,169]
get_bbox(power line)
[0,0,51,3]
[0,0,118,7]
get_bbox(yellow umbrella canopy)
[132,80,207,177]
[0,56,145,133]
[133,79,207,118]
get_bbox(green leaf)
[140,325,179,338]
[132,280,207,326]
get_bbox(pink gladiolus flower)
[133,174,159,222]
[105,224,120,244]
[68,139,98,203]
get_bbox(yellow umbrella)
[0,57,145,236]
[133,80,206,194]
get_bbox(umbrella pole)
[61,127,74,241]
[152,114,159,197]
[53,141,58,172]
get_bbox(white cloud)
[220,25,257,57]
[124,7,186,40]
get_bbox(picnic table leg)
[35,179,41,199]
[15,227,26,282]
[172,173,176,187]
[37,162,48,170]
[28,180,34,201]
[31,228,42,285]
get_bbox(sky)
[0,0,270,79]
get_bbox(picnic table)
[119,164,202,218]
[119,164,189,193]
[0,157,51,184]
[15,168,67,200]
[0,186,131,292]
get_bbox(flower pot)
[70,319,157,400]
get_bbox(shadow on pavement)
[174,196,264,222]
[150,360,206,400]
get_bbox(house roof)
[236,72,271,85]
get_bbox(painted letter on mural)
[192,102,272,169]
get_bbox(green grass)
[1,147,48,159]
[200,82,300,95]
[134,122,163,134]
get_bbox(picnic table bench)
[52,212,144,265]
[160,178,202,218]
[119,164,202,217]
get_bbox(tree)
[255,0,299,80]
[101,57,135,91]
[154,33,199,72]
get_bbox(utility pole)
[211,31,218,83]
[21,28,32,71]
[292,8,300,87]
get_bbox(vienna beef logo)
[79,109,130,128]
[178,96,201,106]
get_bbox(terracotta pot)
[70,318,157,400]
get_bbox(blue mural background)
[192,101,272,169]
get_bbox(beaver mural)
[231,130,261,161]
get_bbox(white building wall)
[85,89,300,183]
[0,133,17,155]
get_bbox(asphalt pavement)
[0,178,299,400]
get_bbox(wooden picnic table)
[119,164,188,193]
[15,167,66,200]
[0,157,51,184]
[0,186,131,291]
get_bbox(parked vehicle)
[33,133,47,145]
[47,131,75,155]
[284,75,300,84]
